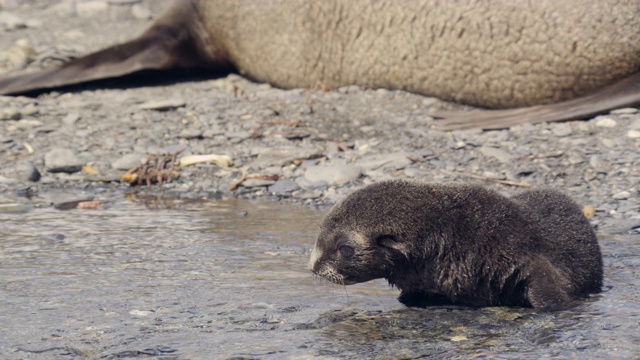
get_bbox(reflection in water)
[0,196,638,359]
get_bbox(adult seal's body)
[308,180,603,309]
[2,0,640,129]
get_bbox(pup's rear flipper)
[0,2,229,95]
[432,73,640,131]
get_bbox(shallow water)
[0,195,638,359]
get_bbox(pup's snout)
[308,247,321,272]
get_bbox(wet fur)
[308,181,603,310]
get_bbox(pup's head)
[308,181,426,285]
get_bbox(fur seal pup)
[2,1,640,129]
[308,180,603,309]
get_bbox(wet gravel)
[0,0,639,236]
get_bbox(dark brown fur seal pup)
[308,180,603,310]
[2,0,640,130]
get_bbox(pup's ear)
[376,235,410,255]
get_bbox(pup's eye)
[338,245,355,257]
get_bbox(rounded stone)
[594,118,617,128]
[304,164,362,186]
[111,153,145,170]
[44,148,84,173]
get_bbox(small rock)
[268,179,300,195]
[404,168,421,177]
[131,4,152,19]
[179,128,203,139]
[3,161,41,182]
[603,218,640,235]
[515,166,536,176]
[0,12,26,30]
[612,191,631,200]
[594,117,617,128]
[295,177,327,190]
[600,138,615,148]
[610,107,638,115]
[53,198,95,210]
[129,309,152,317]
[111,153,145,170]
[242,178,276,188]
[44,148,84,173]
[20,104,38,117]
[358,152,411,171]
[627,130,640,139]
[76,1,109,17]
[225,131,251,140]
[24,19,42,28]
[161,144,188,155]
[478,146,514,164]
[577,122,593,133]
[0,108,21,121]
[551,123,573,137]
[589,155,606,171]
[62,113,81,125]
[14,118,42,129]
[139,99,185,111]
[305,164,362,186]
[202,127,224,138]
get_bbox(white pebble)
[595,118,617,128]
[627,130,640,139]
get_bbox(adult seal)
[1,0,640,130]
[308,180,603,310]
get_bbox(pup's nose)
[308,247,320,272]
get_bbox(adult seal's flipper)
[0,1,229,95]
[432,73,640,131]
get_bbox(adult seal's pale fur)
[1,0,640,130]
[308,180,603,310]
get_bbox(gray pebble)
[594,117,617,128]
[111,153,145,170]
[403,167,421,177]
[603,218,640,234]
[600,138,616,148]
[74,1,108,17]
[589,155,606,171]
[358,152,411,171]
[295,176,328,190]
[268,179,301,195]
[20,104,39,117]
[44,148,85,173]
[62,113,81,125]
[225,131,251,140]
[551,123,573,137]
[305,164,362,186]
[179,128,203,139]
[8,161,41,182]
[610,108,638,115]
[1,108,21,121]
[131,4,152,19]
[139,99,185,111]
[627,130,640,139]
[0,12,26,30]
[612,191,631,200]
[242,178,276,188]
[478,146,514,164]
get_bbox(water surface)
[0,196,638,359]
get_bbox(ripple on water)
[0,196,638,358]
